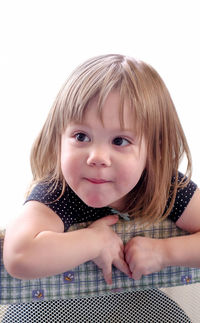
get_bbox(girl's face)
[61,90,147,210]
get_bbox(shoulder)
[25,181,73,230]
[167,172,198,223]
[26,181,64,204]
[176,188,200,233]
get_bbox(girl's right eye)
[75,133,90,142]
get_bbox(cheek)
[117,158,146,187]
[61,152,78,179]
[121,167,141,184]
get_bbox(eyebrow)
[69,122,135,133]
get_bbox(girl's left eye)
[112,137,130,146]
[75,133,90,142]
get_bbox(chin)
[86,201,107,208]
[82,197,109,209]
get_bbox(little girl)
[3,54,200,284]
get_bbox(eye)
[75,132,90,142]
[112,137,130,146]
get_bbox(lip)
[85,178,110,184]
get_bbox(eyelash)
[74,133,90,142]
[74,132,131,146]
[112,137,131,146]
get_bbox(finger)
[113,258,132,278]
[119,249,124,260]
[132,269,142,280]
[102,263,113,285]
[100,215,119,226]
[125,249,132,264]
[124,240,132,252]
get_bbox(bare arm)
[3,201,130,283]
[162,188,200,267]
[125,189,200,280]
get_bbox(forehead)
[84,90,135,130]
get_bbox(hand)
[88,215,131,284]
[125,236,166,280]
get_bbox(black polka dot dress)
[25,182,112,231]
[165,172,197,222]
[25,172,197,231]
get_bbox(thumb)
[100,215,119,226]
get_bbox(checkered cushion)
[0,219,199,304]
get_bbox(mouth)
[85,178,111,184]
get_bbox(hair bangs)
[59,57,123,130]
[59,55,144,140]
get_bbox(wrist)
[150,238,173,269]
[158,238,173,268]
[159,237,185,268]
[86,227,104,259]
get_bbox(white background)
[0,0,199,228]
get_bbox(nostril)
[87,160,106,167]
[87,155,111,167]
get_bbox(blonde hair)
[29,54,192,223]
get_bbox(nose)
[87,146,111,167]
